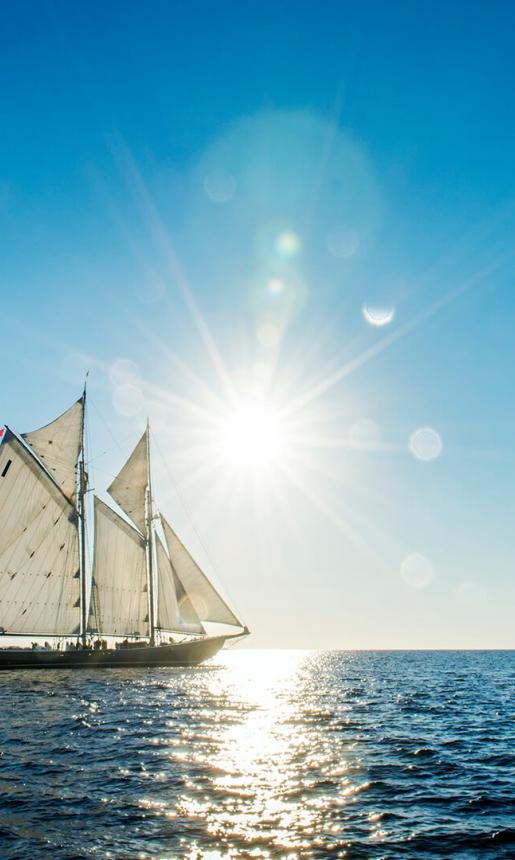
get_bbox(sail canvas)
[156,534,204,635]
[0,431,80,635]
[89,496,148,637]
[22,397,83,503]
[107,429,148,534]
[161,515,242,628]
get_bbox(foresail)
[88,496,148,637]
[22,397,83,503]
[0,430,80,635]
[156,535,204,635]
[107,429,148,534]
[161,515,242,628]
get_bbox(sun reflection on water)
[168,650,363,858]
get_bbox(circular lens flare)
[362,304,395,327]
[409,427,442,461]
[275,231,300,257]
[401,553,434,588]
[203,169,236,203]
[267,277,284,296]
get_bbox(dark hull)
[0,636,227,669]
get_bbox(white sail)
[156,535,204,635]
[0,430,80,635]
[161,515,242,628]
[107,429,148,534]
[22,397,83,503]
[89,496,148,637]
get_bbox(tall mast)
[146,419,157,646]
[79,374,89,647]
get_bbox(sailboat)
[0,384,249,668]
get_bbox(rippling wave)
[1,650,514,858]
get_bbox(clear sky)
[1,1,514,647]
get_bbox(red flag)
[0,429,3,438]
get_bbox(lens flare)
[113,383,144,416]
[203,169,236,203]
[109,358,140,386]
[409,427,442,461]
[401,553,434,588]
[362,304,395,327]
[275,231,300,257]
[267,277,284,296]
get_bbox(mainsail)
[0,430,80,635]
[155,534,204,635]
[161,515,242,628]
[22,397,83,503]
[89,496,148,637]
[107,429,148,534]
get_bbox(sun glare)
[218,400,287,469]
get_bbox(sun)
[218,399,287,469]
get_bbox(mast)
[79,375,89,647]
[146,419,157,646]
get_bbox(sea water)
[0,650,514,859]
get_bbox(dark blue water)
[0,650,514,859]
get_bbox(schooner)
[0,385,248,668]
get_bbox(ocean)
[0,649,514,859]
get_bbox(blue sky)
[1,1,515,646]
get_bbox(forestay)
[161,515,242,628]
[0,431,80,635]
[155,534,204,635]
[89,496,148,637]
[107,430,148,534]
[22,397,83,503]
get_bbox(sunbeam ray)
[107,135,238,406]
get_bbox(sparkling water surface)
[1,650,514,859]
